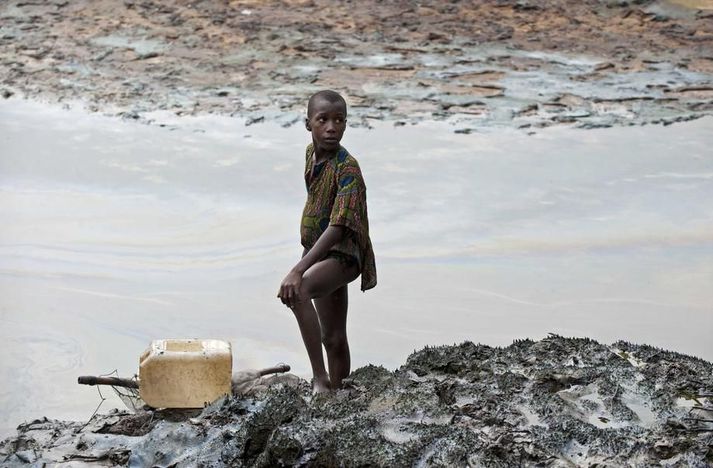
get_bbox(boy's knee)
[299,271,322,300]
[322,332,347,352]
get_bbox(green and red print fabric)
[300,144,377,291]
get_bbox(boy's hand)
[278,269,303,309]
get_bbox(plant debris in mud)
[2,335,712,466]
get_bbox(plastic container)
[139,339,232,408]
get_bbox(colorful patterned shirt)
[301,143,377,291]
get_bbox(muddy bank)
[1,335,712,466]
[1,0,712,130]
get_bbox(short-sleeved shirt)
[300,143,377,291]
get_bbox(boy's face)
[305,98,347,153]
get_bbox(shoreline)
[1,0,712,131]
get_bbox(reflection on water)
[1,100,712,437]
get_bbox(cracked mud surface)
[1,0,713,130]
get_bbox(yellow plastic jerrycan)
[139,339,232,408]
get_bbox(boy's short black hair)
[307,90,347,118]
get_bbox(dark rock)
[245,116,264,126]
[594,61,615,71]
[120,110,140,119]
[426,32,448,41]
[135,51,160,60]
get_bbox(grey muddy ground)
[1,336,712,466]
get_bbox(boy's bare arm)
[278,225,346,306]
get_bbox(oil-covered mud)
[1,0,712,130]
[2,336,712,467]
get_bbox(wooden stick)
[692,406,713,412]
[78,376,139,389]
[684,417,713,423]
[258,364,290,377]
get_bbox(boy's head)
[307,90,347,119]
[306,90,347,153]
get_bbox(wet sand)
[1,99,712,438]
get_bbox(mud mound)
[2,335,712,466]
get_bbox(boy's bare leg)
[291,258,358,392]
[314,285,350,389]
[290,298,331,392]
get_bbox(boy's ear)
[305,118,311,132]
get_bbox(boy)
[277,90,376,393]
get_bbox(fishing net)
[85,370,145,414]
[111,379,145,412]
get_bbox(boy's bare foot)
[312,376,332,394]
[338,377,359,391]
